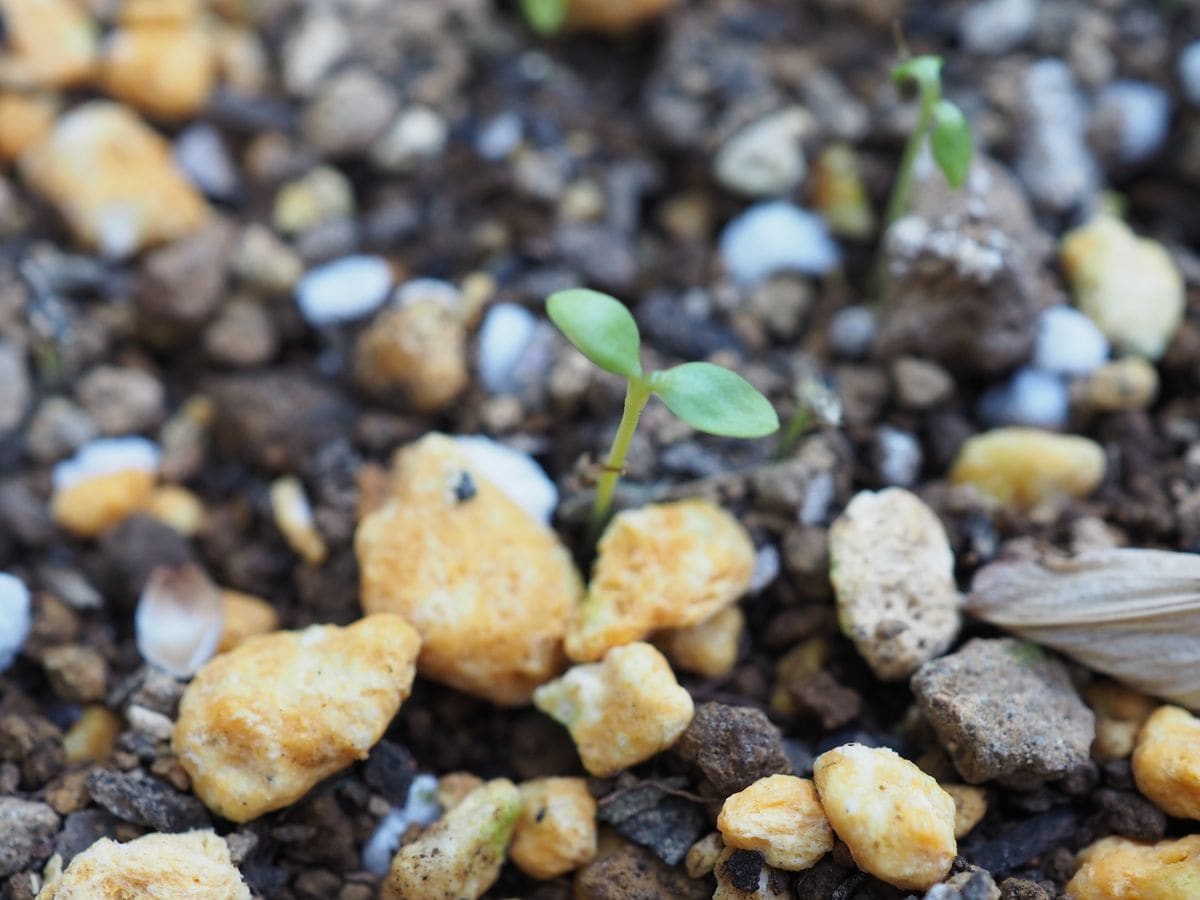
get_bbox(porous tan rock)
[510,777,597,879]
[0,0,97,90]
[100,23,214,121]
[356,434,582,705]
[566,499,754,663]
[353,300,469,414]
[1085,680,1157,762]
[0,91,57,163]
[941,783,988,839]
[949,427,1105,510]
[813,743,957,891]
[532,642,694,777]
[173,614,420,822]
[217,590,279,652]
[716,774,833,871]
[1061,215,1184,360]
[141,485,205,535]
[37,830,250,899]
[52,469,157,538]
[655,605,744,679]
[62,706,121,764]
[1065,834,1200,899]
[564,0,680,34]
[20,102,208,258]
[829,488,960,681]
[1132,705,1200,820]
[382,779,520,900]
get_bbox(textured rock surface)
[510,777,597,880]
[39,830,250,899]
[877,156,1056,375]
[0,797,59,877]
[357,433,581,705]
[381,779,520,900]
[814,744,956,891]
[674,702,790,796]
[912,639,1095,786]
[1065,834,1200,900]
[1131,705,1200,820]
[949,428,1106,510]
[717,774,833,871]
[533,642,693,777]
[566,499,754,662]
[20,102,209,258]
[173,614,420,822]
[829,488,961,680]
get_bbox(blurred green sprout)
[520,0,568,35]
[883,54,974,229]
[546,289,779,534]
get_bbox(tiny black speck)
[454,472,476,502]
[725,849,764,892]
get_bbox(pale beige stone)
[217,590,279,652]
[62,706,121,764]
[685,832,724,878]
[101,25,214,121]
[1066,835,1200,899]
[717,774,833,871]
[533,642,693,777]
[1085,680,1157,762]
[0,0,96,90]
[382,779,520,900]
[829,488,960,681]
[269,475,327,565]
[37,831,249,899]
[1061,215,1184,360]
[353,300,469,414]
[655,605,744,679]
[141,485,205,535]
[173,614,420,822]
[510,777,597,879]
[20,102,209,258]
[357,434,582,705]
[813,744,956,891]
[941,783,988,839]
[566,499,755,663]
[564,0,680,34]
[1132,705,1200,820]
[52,469,156,538]
[1082,357,1159,412]
[949,427,1105,510]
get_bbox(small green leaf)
[546,289,642,379]
[652,363,779,438]
[520,0,568,35]
[891,55,943,103]
[930,99,973,189]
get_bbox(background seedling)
[520,0,568,35]
[546,289,779,536]
[883,54,974,229]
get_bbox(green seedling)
[546,288,779,535]
[520,0,568,35]
[883,54,974,230]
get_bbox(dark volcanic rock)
[597,779,709,866]
[86,770,210,832]
[0,798,59,877]
[673,702,790,796]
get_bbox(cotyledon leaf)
[967,547,1200,709]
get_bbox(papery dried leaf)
[967,548,1200,710]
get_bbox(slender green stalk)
[775,406,811,460]
[590,378,653,538]
[882,95,936,231]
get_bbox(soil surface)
[3,0,1200,898]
